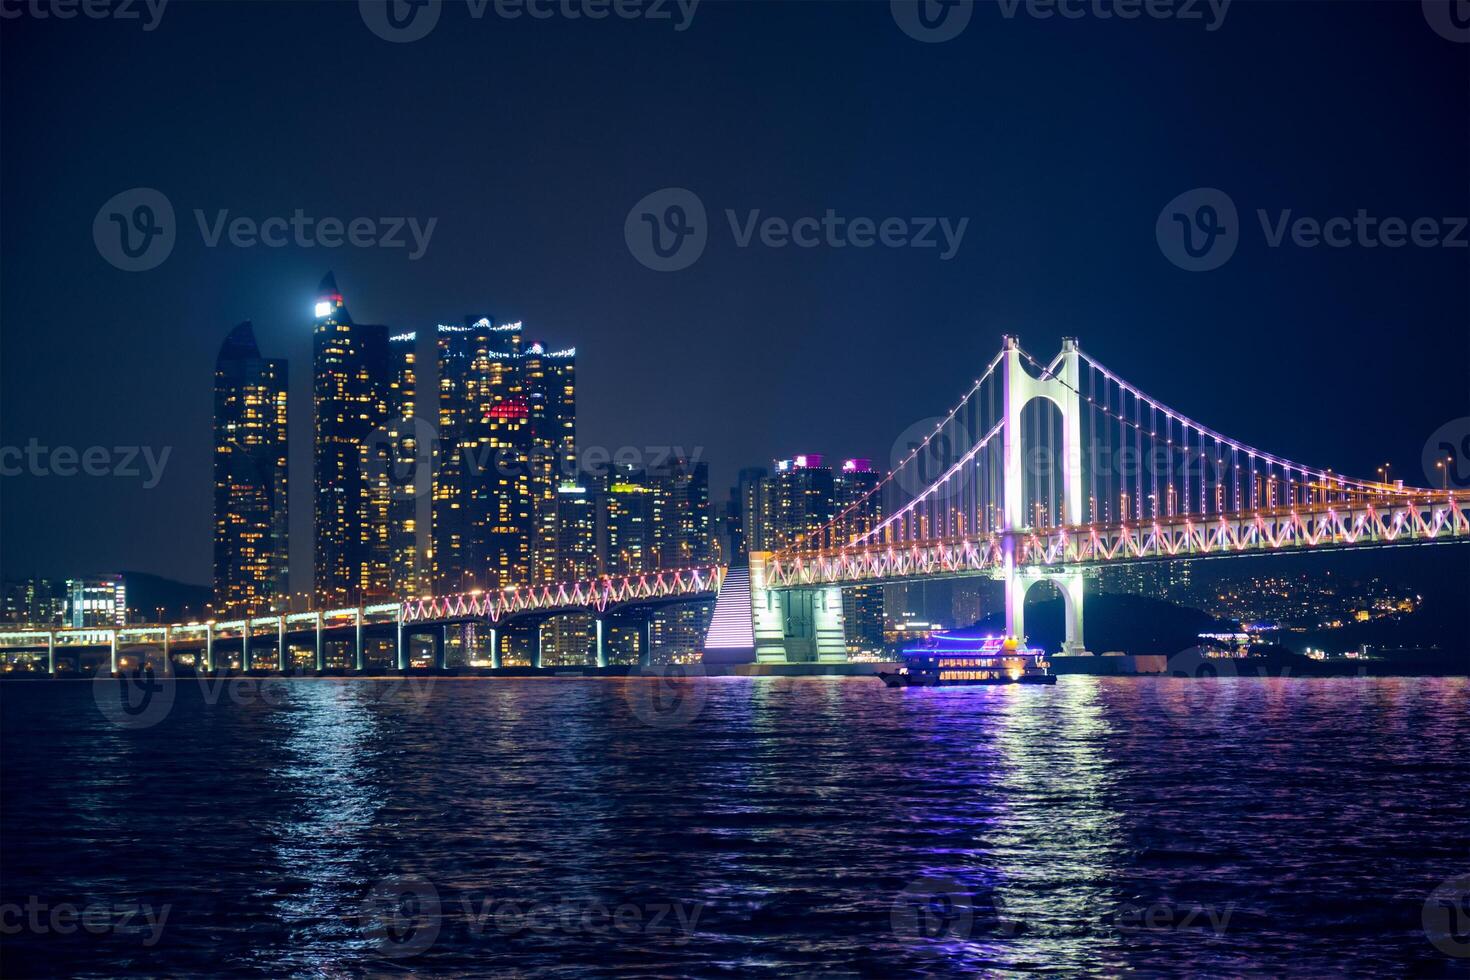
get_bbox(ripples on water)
[2,676,1468,977]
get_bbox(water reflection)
[1,676,1467,976]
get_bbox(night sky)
[1,0,1466,597]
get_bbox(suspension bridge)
[2,337,1464,673]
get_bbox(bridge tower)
[1002,335,1088,654]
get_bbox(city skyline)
[3,2,1465,598]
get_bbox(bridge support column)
[396,616,406,671]
[595,617,607,668]
[109,629,118,675]
[1006,571,1087,655]
[277,618,286,672]
[490,625,502,669]
[529,622,542,669]
[355,608,365,672]
[314,613,324,672]
[165,626,173,671]
[47,632,55,676]
[637,617,652,667]
[437,625,449,671]
[206,622,215,673]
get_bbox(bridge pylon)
[1002,335,1087,655]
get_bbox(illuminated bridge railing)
[401,565,727,625]
[765,495,1467,589]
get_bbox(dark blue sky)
[1,0,1466,592]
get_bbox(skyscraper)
[835,458,885,656]
[543,479,598,665]
[726,466,768,562]
[433,318,531,593]
[650,458,715,662]
[759,455,837,551]
[312,274,392,606]
[365,330,425,597]
[433,318,575,594]
[524,342,577,583]
[597,471,656,576]
[213,320,289,615]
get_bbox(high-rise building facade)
[542,480,599,665]
[365,330,425,597]
[1,577,66,626]
[759,455,837,551]
[213,320,289,615]
[525,342,577,582]
[312,274,392,606]
[433,318,576,595]
[834,458,885,656]
[67,575,126,628]
[726,466,768,561]
[650,458,715,662]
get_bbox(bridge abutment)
[748,553,847,665]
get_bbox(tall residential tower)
[312,273,392,606]
[213,320,289,615]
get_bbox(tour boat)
[879,632,1056,687]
